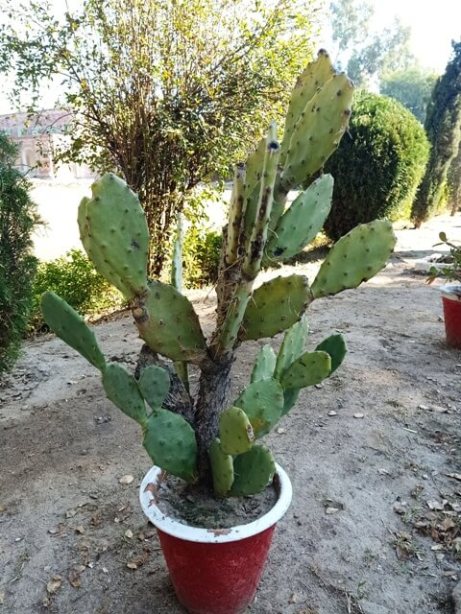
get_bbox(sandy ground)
[1,214,461,614]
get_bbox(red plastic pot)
[441,285,461,348]
[140,464,292,614]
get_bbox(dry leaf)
[0,591,4,605]
[68,568,82,588]
[439,518,456,531]
[65,508,78,519]
[46,576,62,594]
[119,475,134,485]
[75,525,85,535]
[126,552,148,570]
[0,505,5,513]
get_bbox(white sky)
[0,0,460,113]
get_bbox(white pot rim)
[139,463,292,544]
[440,284,461,301]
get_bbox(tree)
[330,0,373,62]
[448,142,461,214]
[0,0,318,276]
[330,0,414,87]
[346,19,414,87]
[0,134,39,373]
[380,67,438,124]
[411,41,461,226]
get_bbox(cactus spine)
[41,50,397,499]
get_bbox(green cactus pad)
[78,173,149,300]
[102,363,148,426]
[41,291,106,371]
[280,350,331,390]
[241,275,312,341]
[143,409,197,482]
[282,388,301,416]
[219,406,255,455]
[311,220,397,299]
[280,49,335,166]
[242,137,266,237]
[274,315,309,380]
[209,439,234,497]
[266,175,333,263]
[230,445,276,497]
[250,345,277,383]
[234,378,284,437]
[133,281,207,363]
[137,365,171,409]
[281,73,353,191]
[315,334,347,374]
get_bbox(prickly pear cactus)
[41,49,397,501]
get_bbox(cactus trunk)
[194,356,234,485]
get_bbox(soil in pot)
[156,474,278,529]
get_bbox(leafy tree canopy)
[0,0,320,275]
[380,66,438,123]
[330,0,414,87]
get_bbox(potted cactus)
[428,232,461,348]
[41,50,396,614]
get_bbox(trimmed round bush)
[324,91,430,240]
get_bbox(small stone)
[276,427,286,434]
[393,501,407,515]
[119,475,134,485]
[417,404,429,410]
[353,413,364,419]
[328,410,337,417]
[124,529,134,539]
[325,506,340,515]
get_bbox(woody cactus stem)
[212,125,280,356]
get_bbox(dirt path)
[1,215,461,614]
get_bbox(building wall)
[0,110,95,180]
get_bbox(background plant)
[412,40,461,226]
[183,228,222,289]
[0,0,320,277]
[324,91,430,240]
[30,249,124,331]
[0,134,39,373]
[380,66,438,124]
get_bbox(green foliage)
[0,134,39,373]
[330,0,414,87]
[0,0,318,276]
[380,67,438,124]
[325,91,430,239]
[412,41,461,226]
[448,144,461,214]
[31,250,122,330]
[183,227,222,288]
[427,232,461,283]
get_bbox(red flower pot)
[441,285,461,348]
[140,464,292,614]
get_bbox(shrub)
[183,227,222,288]
[0,134,39,373]
[31,249,123,331]
[324,91,430,240]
